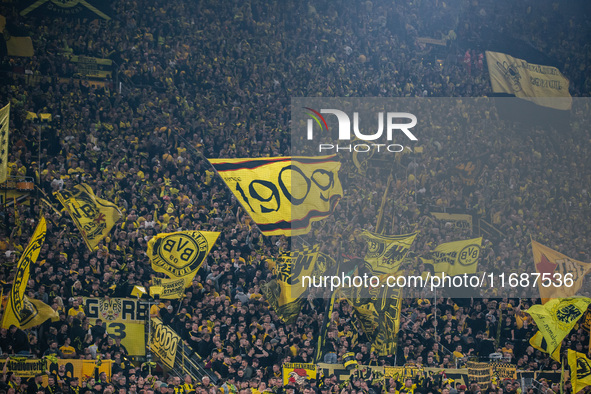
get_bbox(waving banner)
[272,245,326,304]
[209,156,342,237]
[2,217,46,329]
[360,231,418,274]
[55,184,122,251]
[421,238,482,276]
[568,350,591,393]
[147,231,219,286]
[486,51,572,110]
[531,240,591,303]
[262,246,332,324]
[151,277,185,299]
[527,298,591,361]
[19,297,58,329]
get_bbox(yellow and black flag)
[421,237,482,276]
[209,156,342,237]
[20,0,111,20]
[271,245,324,304]
[55,184,122,251]
[486,51,572,110]
[568,349,591,393]
[2,217,46,329]
[151,277,185,299]
[262,246,331,324]
[527,298,591,361]
[19,297,59,329]
[361,231,418,274]
[348,283,402,357]
[0,103,9,184]
[531,240,591,303]
[147,231,220,287]
[261,280,305,325]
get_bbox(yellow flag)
[0,103,9,183]
[20,297,59,329]
[348,284,402,357]
[260,280,304,324]
[261,246,330,324]
[150,317,180,369]
[360,231,418,274]
[272,245,324,305]
[151,277,185,299]
[147,231,219,286]
[209,156,342,236]
[486,51,572,110]
[55,184,122,251]
[2,217,46,329]
[568,349,591,393]
[529,331,556,359]
[6,37,34,57]
[421,237,482,276]
[531,240,591,303]
[131,286,147,299]
[527,298,591,361]
[282,363,316,385]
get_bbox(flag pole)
[560,354,565,394]
[314,243,342,363]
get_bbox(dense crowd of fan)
[0,0,590,393]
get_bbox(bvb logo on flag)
[366,240,385,259]
[151,233,209,277]
[458,243,481,266]
[98,299,122,321]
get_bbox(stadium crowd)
[0,0,590,393]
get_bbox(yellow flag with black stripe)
[568,349,591,393]
[0,103,9,183]
[531,240,591,303]
[55,184,122,251]
[529,331,555,359]
[209,156,342,236]
[420,237,482,276]
[147,231,220,287]
[360,231,418,274]
[2,217,46,329]
[527,298,591,361]
[486,51,572,110]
